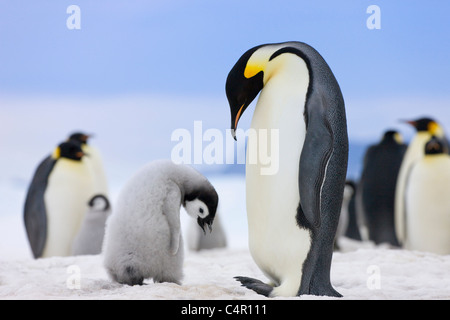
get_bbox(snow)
[0,95,449,300]
[1,175,449,300]
[1,240,449,300]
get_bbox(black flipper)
[298,92,333,229]
[234,276,273,297]
[23,155,55,258]
[296,76,346,298]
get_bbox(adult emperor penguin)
[226,41,348,297]
[394,118,447,246]
[24,141,96,258]
[71,194,111,256]
[404,137,450,255]
[68,132,109,195]
[356,130,407,246]
[103,160,219,286]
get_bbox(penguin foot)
[121,266,144,286]
[298,283,342,298]
[234,276,273,297]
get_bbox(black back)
[357,131,407,246]
[23,155,56,258]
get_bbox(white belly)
[245,57,311,296]
[43,159,95,257]
[83,144,109,196]
[405,156,450,255]
[395,132,431,244]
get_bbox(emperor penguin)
[24,141,96,258]
[356,130,407,246]
[334,180,355,250]
[68,132,109,196]
[404,137,450,255]
[225,42,348,297]
[103,160,219,286]
[71,194,111,256]
[394,118,447,246]
[343,180,362,241]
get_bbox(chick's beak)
[197,218,213,235]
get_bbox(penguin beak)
[231,103,246,141]
[403,120,416,127]
[76,151,85,158]
[399,119,418,129]
[197,217,213,234]
[226,60,264,142]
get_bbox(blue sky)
[1,1,450,182]
[1,1,449,100]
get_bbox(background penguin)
[103,159,219,286]
[68,132,109,196]
[343,180,363,242]
[404,136,450,255]
[335,180,358,250]
[186,209,227,251]
[71,194,111,256]
[394,117,447,246]
[24,141,96,258]
[226,41,348,297]
[356,130,407,246]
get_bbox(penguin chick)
[103,160,219,286]
[71,194,111,256]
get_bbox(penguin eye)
[199,208,204,214]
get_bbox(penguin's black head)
[184,186,219,234]
[68,132,91,145]
[226,45,265,139]
[404,117,440,134]
[54,141,85,161]
[382,130,403,144]
[424,136,446,155]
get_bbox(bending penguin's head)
[184,187,219,234]
[225,45,265,139]
[225,42,311,140]
[52,141,85,161]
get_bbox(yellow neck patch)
[428,121,443,136]
[244,47,274,79]
[394,132,404,144]
[244,63,265,79]
[51,147,61,160]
